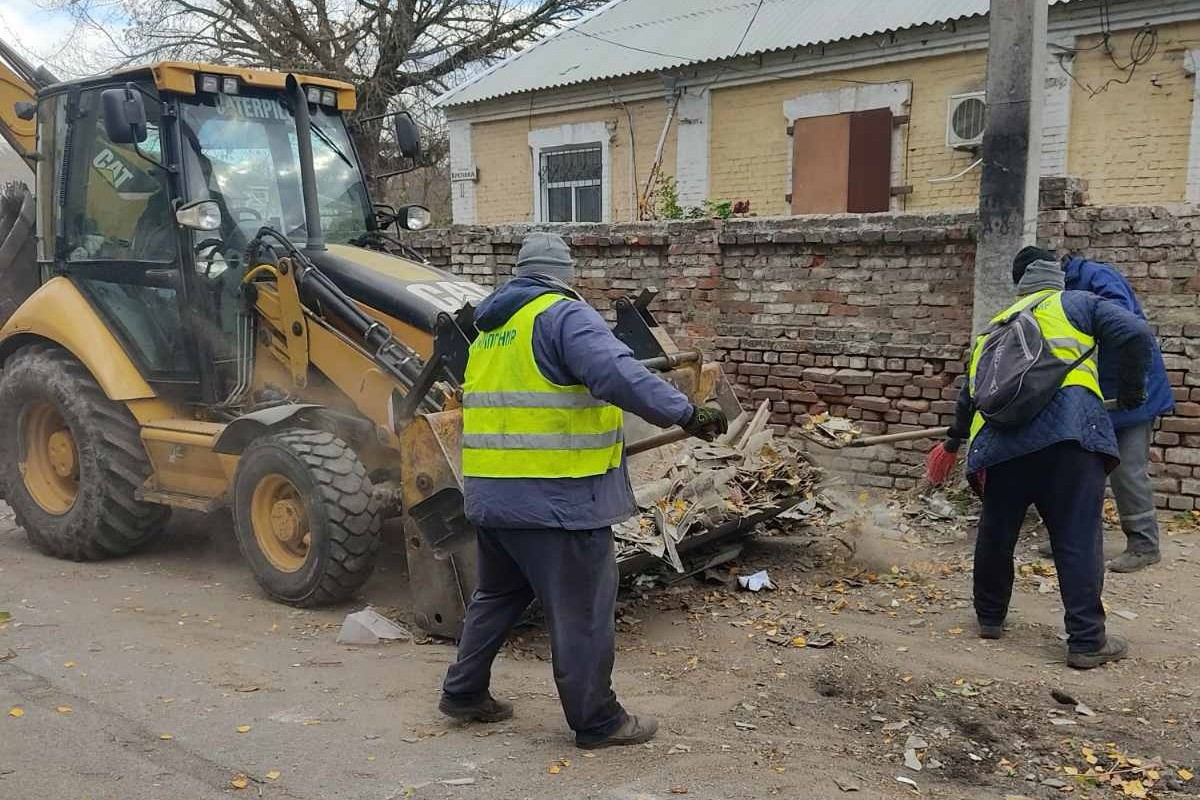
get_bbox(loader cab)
[38,66,368,402]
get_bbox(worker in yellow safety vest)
[928,251,1153,670]
[439,232,728,748]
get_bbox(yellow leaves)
[63,661,76,668]
[1064,766,1079,776]
[158,733,174,740]
[302,719,321,726]
[265,770,282,781]
[236,724,252,733]
[230,773,250,790]
[947,627,964,636]
[55,706,72,714]
[1083,747,1098,765]
[547,765,561,775]
[1121,779,1147,799]
[8,707,24,718]
[547,757,570,774]
[1179,768,1195,781]
[791,635,807,648]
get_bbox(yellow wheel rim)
[19,401,79,514]
[250,474,311,573]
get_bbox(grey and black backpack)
[972,293,1094,428]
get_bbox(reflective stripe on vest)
[967,289,1103,439]
[461,292,625,479]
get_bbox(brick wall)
[400,190,1200,510]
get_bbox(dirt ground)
[1,488,1198,800]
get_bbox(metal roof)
[438,0,1074,107]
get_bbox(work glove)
[1116,388,1147,411]
[682,404,729,442]
[925,441,959,486]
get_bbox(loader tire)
[0,344,169,559]
[233,429,381,607]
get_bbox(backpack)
[972,293,1095,428]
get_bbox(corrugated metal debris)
[614,410,824,568]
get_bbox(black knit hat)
[1012,246,1057,284]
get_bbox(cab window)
[64,91,174,263]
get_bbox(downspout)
[608,85,637,220]
[286,74,326,252]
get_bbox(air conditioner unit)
[946,92,987,150]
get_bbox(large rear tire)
[0,344,169,559]
[232,429,381,606]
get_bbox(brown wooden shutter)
[789,113,850,215]
[846,108,893,213]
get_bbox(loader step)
[135,488,225,513]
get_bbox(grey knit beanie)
[515,232,575,285]
[1016,259,1066,295]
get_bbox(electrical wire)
[1055,0,1160,99]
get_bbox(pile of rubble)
[615,402,826,569]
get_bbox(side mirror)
[176,200,221,232]
[101,85,148,145]
[396,204,431,231]
[394,112,421,162]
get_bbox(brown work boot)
[576,714,658,749]
[1066,635,1129,670]
[438,693,513,723]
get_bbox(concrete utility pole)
[973,0,1049,332]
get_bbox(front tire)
[232,429,381,606]
[0,344,168,559]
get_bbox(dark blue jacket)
[463,275,694,530]
[951,290,1153,474]
[1063,256,1175,429]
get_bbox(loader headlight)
[398,204,432,231]
[175,200,222,232]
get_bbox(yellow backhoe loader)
[0,43,768,637]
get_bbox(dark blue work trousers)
[974,441,1109,653]
[442,525,627,740]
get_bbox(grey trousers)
[1110,422,1161,555]
[442,526,627,740]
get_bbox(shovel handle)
[626,427,691,456]
[848,426,950,448]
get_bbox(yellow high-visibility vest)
[461,292,624,478]
[967,289,1102,439]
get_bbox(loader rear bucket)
[399,359,778,639]
[0,182,37,327]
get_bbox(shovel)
[800,425,950,450]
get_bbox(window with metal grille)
[539,145,602,222]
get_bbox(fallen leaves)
[236,724,252,733]
[62,661,76,668]
[265,770,282,781]
[1179,769,1194,781]
[1121,779,1147,799]
[55,706,72,714]
[230,773,250,790]
[0,610,11,624]
[158,733,174,740]
[8,707,23,718]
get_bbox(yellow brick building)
[439,0,1200,224]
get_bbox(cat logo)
[405,281,490,314]
[92,148,136,190]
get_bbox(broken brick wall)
[399,190,1200,510]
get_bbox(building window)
[539,145,602,222]
[783,83,911,215]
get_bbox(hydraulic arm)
[0,40,55,162]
